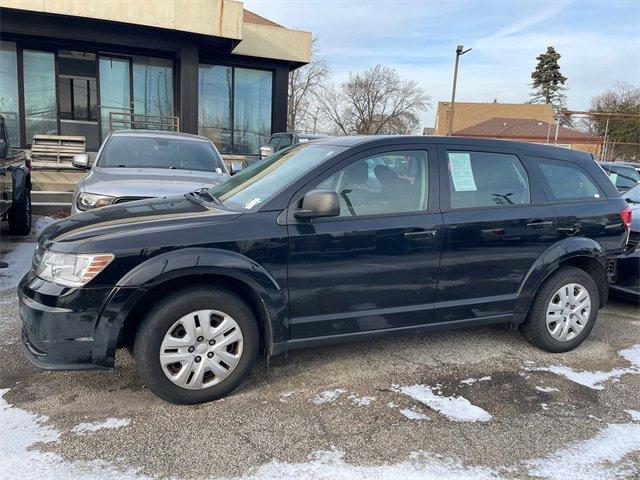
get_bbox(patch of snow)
[399,408,428,421]
[526,422,640,480]
[626,410,640,422]
[588,415,602,422]
[540,404,549,411]
[535,386,559,393]
[386,402,398,408]
[0,388,149,479]
[71,418,130,434]
[396,385,492,423]
[347,394,375,407]
[526,344,640,390]
[0,217,59,292]
[460,376,491,385]
[239,447,501,480]
[311,389,346,405]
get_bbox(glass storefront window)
[198,65,232,153]
[233,68,272,155]
[23,50,58,144]
[0,41,21,146]
[133,56,174,129]
[198,65,272,155]
[99,56,131,138]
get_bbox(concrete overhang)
[0,0,311,65]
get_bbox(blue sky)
[243,0,640,128]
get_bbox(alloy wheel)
[159,309,244,389]
[545,283,591,342]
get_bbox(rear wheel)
[8,188,31,236]
[521,266,599,353]
[134,286,259,404]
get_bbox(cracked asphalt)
[1,217,639,479]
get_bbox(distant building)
[432,101,601,154]
[434,101,555,136]
[0,0,311,155]
[422,127,435,136]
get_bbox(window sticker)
[609,172,618,184]
[448,152,477,191]
[243,197,262,209]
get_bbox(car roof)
[310,135,595,162]
[110,130,211,142]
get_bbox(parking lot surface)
[1,217,639,479]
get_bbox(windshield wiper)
[192,187,222,205]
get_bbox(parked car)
[244,132,327,166]
[71,130,230,214]
[0,115,31,235]
[610,183,640,303]
[599,161,640,192]
[20,136,630,404]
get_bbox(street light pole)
[447,45,472,136]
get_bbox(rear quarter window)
[537,160,603,201]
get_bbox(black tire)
[521,266,599,353]
[8,188,31,236]
[134,286,260,404]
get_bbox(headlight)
[37,251,114,287]
[76,192,114,211]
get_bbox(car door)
[435,145,558,323]
[287,144,442,339]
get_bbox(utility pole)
[447,45,472,136]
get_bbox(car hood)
[82,167,229,199]
[39,195,241,248]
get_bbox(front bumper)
[18,270,137,370]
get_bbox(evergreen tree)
[530,46,570,124]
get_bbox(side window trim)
[437,145,534,212]
[287,144,438,222]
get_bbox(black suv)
[0,115,31,235]
[19,136,630,404]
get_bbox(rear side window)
[446,151,531,209]
[538,161,602,201]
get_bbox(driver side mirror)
[72,153,90,170]
[294,190,340,219]
[229,161,244,175]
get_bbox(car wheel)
[134,286,260,404]
[8,188,31,236]
[521,266,599,353]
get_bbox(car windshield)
[208,143,347,211]
[98,135,225,172]
[626,184,640,203]
[602,164,640,189]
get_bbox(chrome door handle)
[404,229,438,238]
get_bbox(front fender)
[94,248,288,366]
[514,237,606,322]
[12,164,30,203]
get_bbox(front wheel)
[521,266,599,353]
[134,286,260,404]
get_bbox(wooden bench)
[30,134,86,170]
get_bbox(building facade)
[0,0,311,154]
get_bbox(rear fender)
[514,237,606,323]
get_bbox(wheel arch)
[95,249,288,367]
[514,237,608,323]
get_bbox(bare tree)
[586,83,640,160]
[287,37,331,132]
[318,64,430,135]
